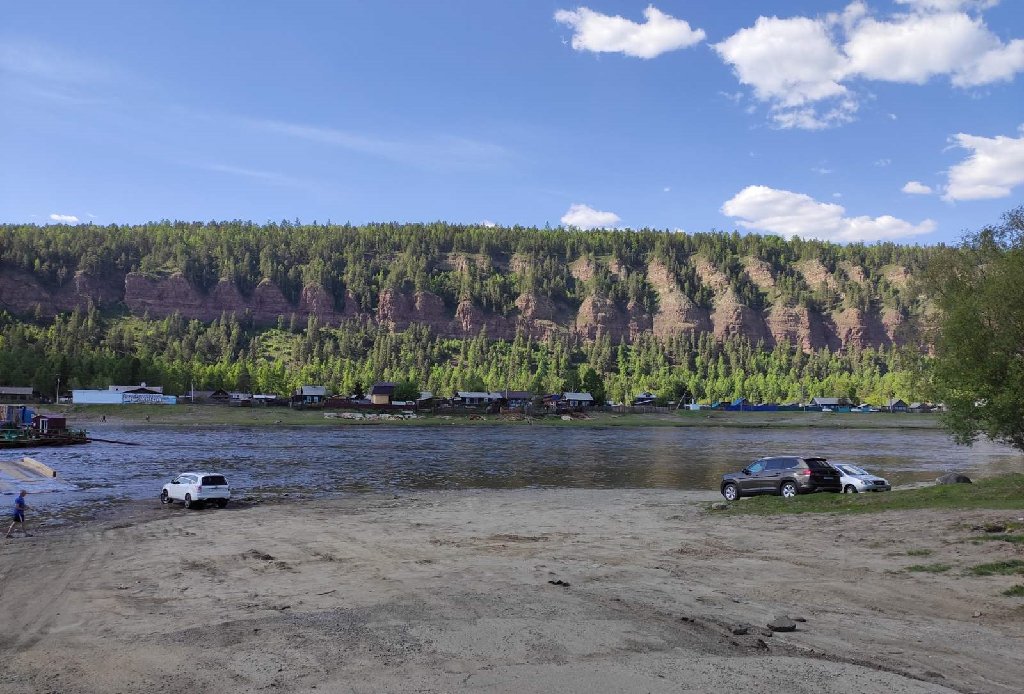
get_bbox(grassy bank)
[723,474,1024,515]
[41,404,945,430]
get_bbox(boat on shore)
[0,406,90,448]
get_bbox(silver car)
[834,463,891,493]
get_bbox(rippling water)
[3,423,1021,514]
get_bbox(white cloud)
[902,180,934,194]
[845,11,1024,87]
[875,158,892,167]
[716,2,1024,129]
[663,186,671,192]
[721,185,935,242]
[943,126,1024,200]
[49,213,79,223]
[554,5,705,59]
[481,219,497,228]
[812,166,834,175]
[560,203,621,230]
[714,16,849,107]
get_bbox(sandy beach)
[2,489,1023,693]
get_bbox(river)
[4,423,1020,516]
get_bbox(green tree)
[925,207,1024,453]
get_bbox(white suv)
[161,471,231,509]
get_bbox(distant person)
[5,490,29,538]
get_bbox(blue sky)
[1,0,1022,244]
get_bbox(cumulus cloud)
[721,185,935,242]
[49,213,79,223]
[943,126,1024,200]
[554,5,705,59]
[481,219,497,228]
[902,180,934,194]
[561,203,621,230]
[716,1,1023,128]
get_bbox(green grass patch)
[906,563,952,573]
[968,560,1024,576]
[1002,584,1024,597]
[906,548,934,556]
[726,474,1024,515]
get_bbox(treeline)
[0,221,937,316]
[0,307,924,406]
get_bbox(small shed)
[369,382,396,406]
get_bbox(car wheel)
[844,484,858,494]
[184,493,193,509]
[160,490,171,505]
[722,483,739,502]
[216,499,228,509]
[780,481,798,498]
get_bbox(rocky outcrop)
[831,307,894,350]
[0,269,118,315]
[377,289,449,332]
[765,303,830,351]
[454,300,514,339]
[694,258,771,344]
[646,260,712,338]
[0,256,921,352]
[575,295,629,341]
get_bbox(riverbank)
[2,488,1022,693]
[45,403,944,430]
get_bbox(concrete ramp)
[0,457,76,494]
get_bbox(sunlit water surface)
[4,424,1020,517]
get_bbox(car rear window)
[202,475,228,486]
[805,458,832,470]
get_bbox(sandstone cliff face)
[646,261,712,337]
[0,269,117,315]
[575,295,629,341]
[765,304,830,351]
[0,257,916,352]
[694,258,771,344]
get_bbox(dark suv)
[720,456,841,500]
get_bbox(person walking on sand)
[5,490,30,538]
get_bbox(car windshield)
[202,475,228,485]
[839,464,868,475]
[805,458,832,470]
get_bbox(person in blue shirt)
[5,490,29,538]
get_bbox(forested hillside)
[0,221,938,402]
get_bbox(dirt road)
[1,489,1022,693]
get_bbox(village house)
[455,391,501,407]
[501,390,534,408]
[884,398,909,413]
[187,389,231,404]
[0,386,37,402]
[292,385,327,407]
[633,392,658,406]
[563,392,595,408]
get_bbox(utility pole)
[56,375,61,404]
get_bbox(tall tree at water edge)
[926,207,1024,454]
